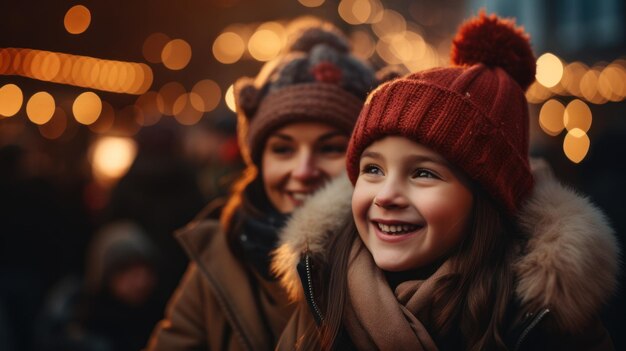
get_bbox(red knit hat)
[346,12,536,215]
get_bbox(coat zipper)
[513,308,550,351]
[304,254,324,323]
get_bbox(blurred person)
[35,221,162,351]
[102,120,206,308]
[147,20,395,351]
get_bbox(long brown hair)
[320,188,520,351]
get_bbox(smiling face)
[262,122,349,214]
[352,136,474,272]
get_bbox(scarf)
[343,238,451,351]
[238,205,288,279]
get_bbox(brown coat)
[146,220,295,351]
[273,163,620,350]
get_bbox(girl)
[147,22,392,351]
[273,13,620,350]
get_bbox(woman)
[147,21,392,351]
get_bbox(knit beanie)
[346,12,536,215]
[233,20,386,166]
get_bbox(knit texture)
[346,13,536,215]
[233,22,379,166]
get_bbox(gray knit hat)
[234,21,388,166]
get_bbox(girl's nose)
[373,179,409,209]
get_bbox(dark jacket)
[272,163,619,350]
[147,220,295,351]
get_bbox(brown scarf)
[344,238,450,351]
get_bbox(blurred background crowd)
[1,0,625,350]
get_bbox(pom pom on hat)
[452,11,536,91]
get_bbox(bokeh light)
[213,32,246,64]
[26,91,56,125]
[158,81,186,115]
[90,136,138,185]
[143,32,170,64]
[538,99,565,136]
[298,0,325,7]
[248,28,282,61]
[563,128,590,163]
[225,84,236,112]
[561,61,588,97]
[190,79,221,112]
[564,99,592,132]
[73,91,103,125]
[0,84,23,117]
[64,5,91,34]
[162,39,192,70]
[536,53,563,88]
[173,93,204,126]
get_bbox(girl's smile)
[352,136,474,272]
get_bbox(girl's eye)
[413,169,438,179]
[361,164,383,176]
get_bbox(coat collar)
[272,162,620,333]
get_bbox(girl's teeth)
[377,222,418,234]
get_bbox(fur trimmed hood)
[271,161,620,333]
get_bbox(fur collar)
[271,162,620,332]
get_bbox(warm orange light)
[162,39,192,70]
[225,84,236,112]
[338,0,360,25]
[73,92,102,125]
[372,9,406,39]
[561,62,588,97]
[158,82,186,115]
[190,79,221,112]
[298,0,325,7]
[0,48,11,74]
[27,92,56,125]
[142,32,170,64]
[1,48,152,95]
[535,53,563,88]
[564,99,592,132]
[563,128,590,164]
[213,32,246,64]
[64,5,91,35]
[0,84,23,117]
[90,136,137,185]
[538,99,565,136]
[248,29,282,61]
[174,93,203,126]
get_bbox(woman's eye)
[361,164,383,176]
[270,144,294,155]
